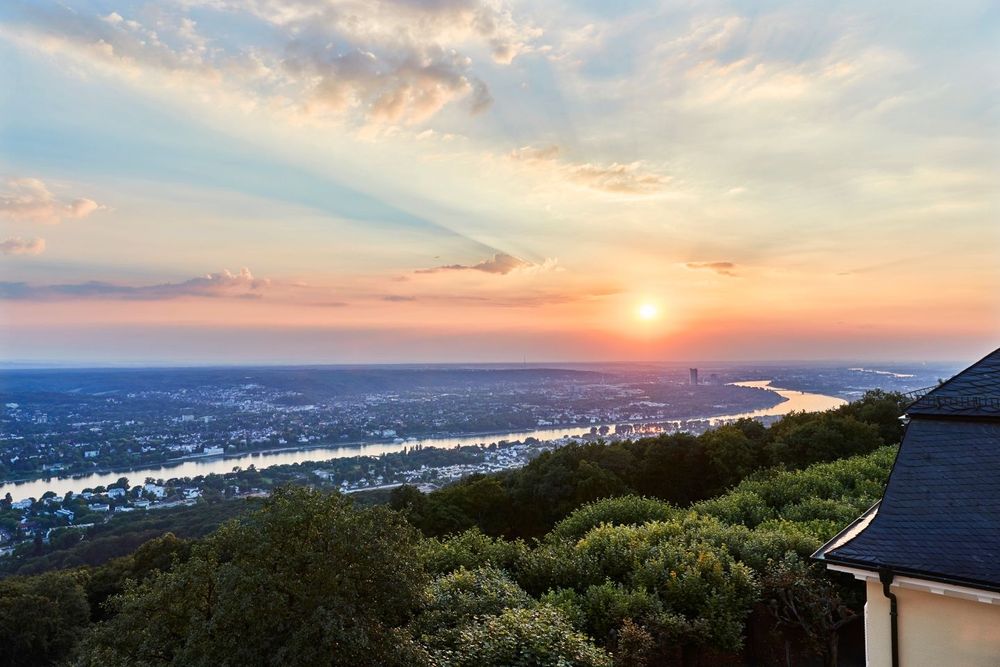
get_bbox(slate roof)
[815,362,1000,591]
[906,348,1000,417]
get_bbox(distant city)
[0,361,952,553]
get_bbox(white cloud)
[510,145,668,194]
[0,178,104,224]
[3,0,540,126]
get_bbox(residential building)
[814,348,1000,666]
[143,483,167,498]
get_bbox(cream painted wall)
[864,580,1000,666]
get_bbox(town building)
[814,348,1000,666]
[143,483,167,498]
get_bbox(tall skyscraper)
[689,368,699,385]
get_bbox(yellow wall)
[865,580,1000,666]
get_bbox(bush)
[437,605,612,667]
[415,566,533,645]
[549,496,676,543]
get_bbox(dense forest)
[0,390,907,666]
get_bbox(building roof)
[906,348,1000,418]
[816,350,1000,591]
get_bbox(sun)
[638,303,658,320]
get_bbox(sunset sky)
[1,0,997,364]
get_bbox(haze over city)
[1,0,998,365]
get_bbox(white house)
[815,348,1000,666]
[143,483,167,498]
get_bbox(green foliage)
[834,389,909,445]
[761,554,862,667]
[541,583,661,643]
[766,413,882,469]
[0,391,908,666]
[1,499,259,578]
[421,528,529,576]
[522,516,761,658]
[414,566,534,646]
[0,570,91,667]
[435,605,612,667]
[693,446,895,540]
[83,532,192,622]
[548,496,675,542]
[77,488,429,666]
[407,390,903,538]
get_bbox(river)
[0,381,845,500]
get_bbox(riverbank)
[0,381,840,500]
[1,387,786,488]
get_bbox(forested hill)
[0,390,907,667]
[391,389,907,538]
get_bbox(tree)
[700,426,757,487]
[767,414,882,469]
[78,487,429,666]
[0,570,91,667]
[762,554,860,667]
[836,389,908,445]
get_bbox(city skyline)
[1,0,998,364]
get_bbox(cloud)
[0,268,270,301]
[4,0,540,126]
[0,237,46,256]
[686,261,737,277]
[287,43,489,124]
[0,178,103,224]
[509,144,561,161]
[509,145,668,195]
[566,162,668,194]
[416,252,557,275]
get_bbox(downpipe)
[878,568,900,667]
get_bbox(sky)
[0,0,998,365]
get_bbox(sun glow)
[638,303,658,320]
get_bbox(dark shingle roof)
[817,418,1000,590]
[907,348,1000,417]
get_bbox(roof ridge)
[907,347,1000,417]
